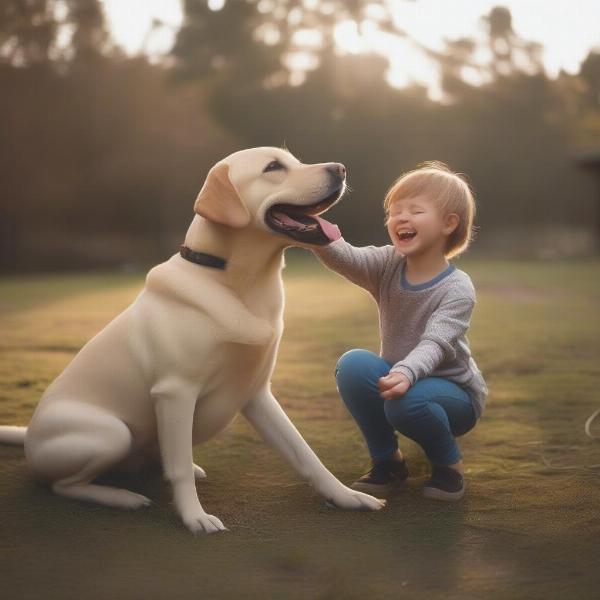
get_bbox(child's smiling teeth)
[397,229,417,241]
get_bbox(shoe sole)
[350,480,408,496]
[422,485,465,501]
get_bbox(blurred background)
[1,0,600,271]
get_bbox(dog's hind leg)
[53,479,151,510]
[26,402,151,510]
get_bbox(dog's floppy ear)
[194,163,251,228]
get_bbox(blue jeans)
[335,349,477,465]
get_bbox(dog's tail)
[0,425,27,446]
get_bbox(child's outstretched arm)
[312,238,395,297]
[389,293,475,386]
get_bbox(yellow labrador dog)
[0,147,384,534]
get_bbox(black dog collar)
[179,245,227,270]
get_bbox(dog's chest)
[190,333,280,444]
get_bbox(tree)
[0,0,109,68]
[168,2,597,250]
[172,0,401,87]
[0,1,232,270]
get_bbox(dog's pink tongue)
[274,211,341,242]
[274,212,303,228]
[314,215,341,242]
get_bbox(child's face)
[386,194,458,258]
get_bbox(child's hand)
[378,372,411,400]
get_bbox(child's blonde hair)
[383,161,477,259]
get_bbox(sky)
[101,0,600,99]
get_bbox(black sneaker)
[350,458,409,495]
[422,465,465,501]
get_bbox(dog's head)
[195,147,345,246]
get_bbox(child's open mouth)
[397,230,417,242]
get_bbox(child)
[312,161,488,501]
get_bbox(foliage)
[171,2,599,247]
[0,1,599,269]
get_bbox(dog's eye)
[263,160,284,173]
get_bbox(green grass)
[1,254,600,599]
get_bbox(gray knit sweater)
[313,238,488,417]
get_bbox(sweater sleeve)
[311,238,395,297]
[389,296,475,384]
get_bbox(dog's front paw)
[324,485,386,511]
[193,464,207,480]
[182,510,228,535]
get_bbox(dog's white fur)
[0,147,384,534]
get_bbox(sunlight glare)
[257,0,275,14]
[101,0,183,56]
[287,7,303,26]
[282,50,319,73]
[101,0,600,98]
[334,21,364,55]
[302,0,319,10]
[207,0,225,11]
[383,35,443,100]
[460,66,486,87]
[254,23,282,46]
[292,28,323,50]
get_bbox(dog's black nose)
[325,163,346,180]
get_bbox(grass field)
[1,253,599,599]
